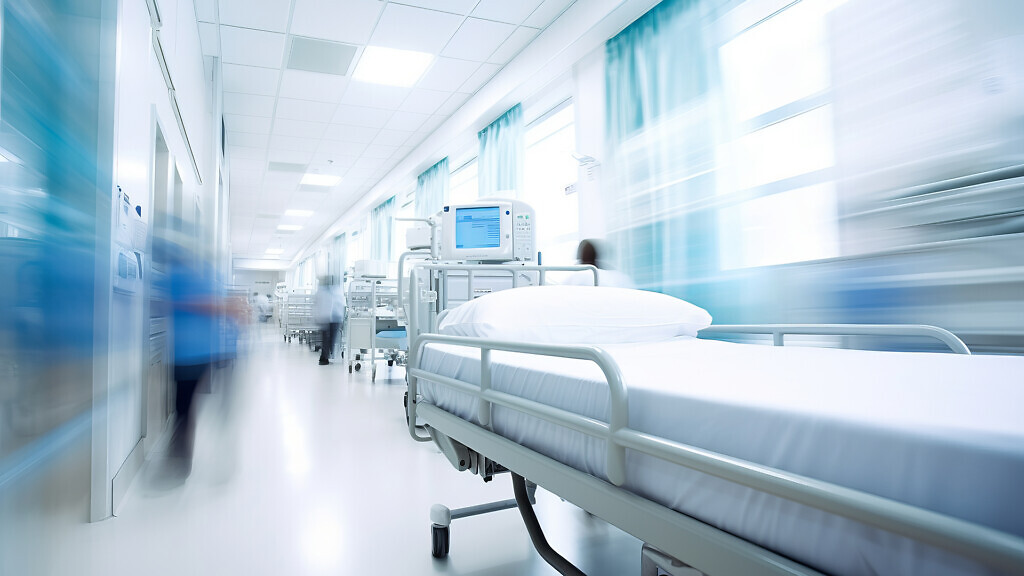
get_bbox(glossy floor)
[4,325,642,575]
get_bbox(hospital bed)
[404,263,1024,576]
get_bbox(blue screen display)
[455,206,501,249]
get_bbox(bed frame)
[404,263,1024,575]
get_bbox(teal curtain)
[370,196,396,261]
[604,0,720,301]
[478,104,523,198]
[415,158,449,218]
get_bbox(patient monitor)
[440,199,535,263]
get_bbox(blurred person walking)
[315,275,346,365]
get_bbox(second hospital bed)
[404,273,1024,576]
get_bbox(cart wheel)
[388,359,394,366]
[431,524,450,558]
[355,353,361,361]
[348,365,352,373]
[283,335,287,342]
[354,363,361,371]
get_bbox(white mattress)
[417,337,1024,576]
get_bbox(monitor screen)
[454,206,501,249]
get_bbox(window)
[522,103,579,265]
[448,159,479,206]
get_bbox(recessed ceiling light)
[300,173,341,186]
[277,224,304,231]
[265,248,285,255]
[284,209,314,217]
[353,46,434,88]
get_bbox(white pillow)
[437,285,712,344]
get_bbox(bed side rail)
[409,336,1023,573]
[698,324,971,355]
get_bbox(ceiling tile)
[222,64,280,96]
[224,114,273,134]
[435,91,471,115]
[309,151,358,169]
[385,110,430,131]
[322,124,380,143]
[220,26,286,68]
[286,37,357,76]
[269,135,322,152]
[278,70,349,103]
[195,0,217,23]
[227,145,268,160]
[290,0,383,44]
[416,57,479,92]
[231,158,266,173]
[224,92,276,117]
[442,18,515,61]
[487,26,539,64]
[275,98,337,123]
[332,104,393,128]
[405,131,429,149]
[393,0,478,14]
[368,3,463,53]
[268,148,315,164]
[361,144,397,159]
[228,132,271,149]
[272,119,328,139]
[471,0,544,24]
[372,129,412,147]
[319,140,368,157]
[341,83,410,109]
[419,114,447,134]
[218,0,291,32]
[198,23,220,56]
[523,0,574,28]
[356,156,389,171]
[398,89,450,115]
[458,62,500,93]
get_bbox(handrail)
[698,324,971,355]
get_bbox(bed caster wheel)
[283,335,287,342]
[348,365,352,373]
[388,359,394,366]
[431,524,449,558]
[354,363,361,372]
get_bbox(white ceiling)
[196,0,576,264]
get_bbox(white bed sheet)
[417,337,1024,576]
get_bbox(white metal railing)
[698,324,971,354]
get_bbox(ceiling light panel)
[368,3,462,53]
[397,89,449,116]
[331,104,394,128]
[224,114,272,135]
[222,64,281,96]
[265,248,285,254]
[198,23,220,56]
[195,0,216,23]
[224,92,276,117]
[290,0,383,44]
[219,0,291,32]
[442,18,515,61]
[278,70,349,103]
[472,0,545,24]
[272,119,328,139]
[353,46,433,88]
[322,124,380,144]
[488,26,541,64]
[275,98,338,123]
[287,37,357,76]
[524,0,575,28]
[415,57,480,92]
[220,26,286,68]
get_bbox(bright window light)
[301,174,341,187]
[278,224,304,231]
[352,46,434,88]
[265,248,285,255]
[285,209,315,217]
